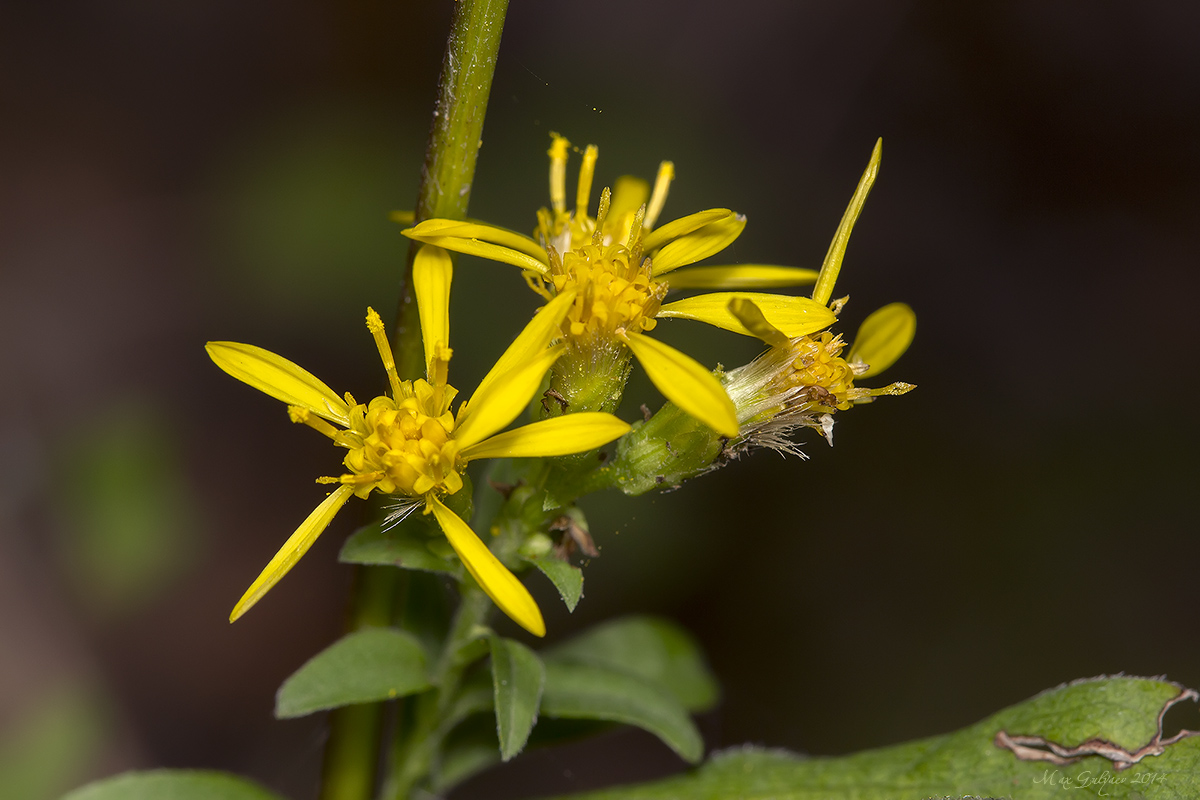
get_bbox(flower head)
[207,245,631,636]
[725,300,916,451]
[723,140,915,449]
[401,134,838,439]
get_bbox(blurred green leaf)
[490,636,545,761]
[541,662,703,764]
[61,770,285,800]
[57,401,199,617]
[0,683,108,800]
[552,676,1200,799]
[339,521,455,575]
[432,715,501,794]
[545,616,718,711]
[276,628,431,718]
[526,556,583,611]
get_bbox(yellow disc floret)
[313,308,467,502]
[776,332,858,411]
[332,383,464,500]
[528,242,667,344]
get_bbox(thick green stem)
[319,2,511,799]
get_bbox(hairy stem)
[319,1,510,798]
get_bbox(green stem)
[393,0,512,379]
[319,2,511,799]
[384,587,493,800]
[319,567,402,800]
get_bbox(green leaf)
[545,616,718,711]
[551,676,1200,799]
[527,556,583,611]
[490,636,546,761]
[541,662,703,764]
[338,521,455,575]
[275,628,431,718]
[61,770,285,800]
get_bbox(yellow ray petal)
[465,289,576,421]
[402,221,549,275]
[848,302,916,378]
[641,208,732,253]
[429,496,545,637]
[609,176,650,224]
[229,485,355,622]
[206,342,351,426]
[726,297,790,349]
[812,138,882,305]
[413,244,453,375]
[657,292,837,338]
[650,213,747,275]
[461,413,631,460]
[622,334,738,438]
[455,346,563,450]
[665,265,820,290]
[404,219,549,265]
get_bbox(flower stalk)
[324,1,510,798]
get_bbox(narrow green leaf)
[551,676,1200,799]
[275,629,431,718]
[541,662,703,763]
[545,616,718,711]
[527,556,584,611]
[61,770,286,800]
[338,522,454,575]
[490,636,546,761]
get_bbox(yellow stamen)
[549,134,570,214]
[576,144,598,218]
[626,203,646,254]
[365,308,404,400]
[777,332,858,411]
[287,405,340,440]
[644,161,674,230]
[593,187,611,246]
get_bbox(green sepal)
[275,628,432,718]
[586,400,727,497]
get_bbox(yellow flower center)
[528,242,667,344]
[329,378,465,500]
[777,332,858,411]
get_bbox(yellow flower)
[721,141,916,448]
[400,134,839,439]
[207,245,631,636]
[725,299,916,449]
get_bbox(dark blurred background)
[2,1,1198,798]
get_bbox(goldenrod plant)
[60,2,1200,799]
